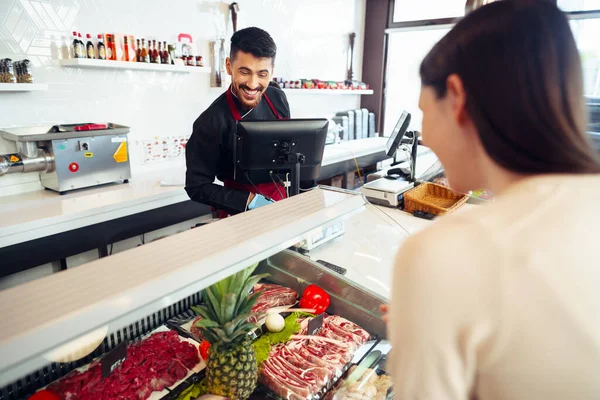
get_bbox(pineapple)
[192,264,268,400]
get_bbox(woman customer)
[384,1,600,399]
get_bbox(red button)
[69,162,79,172]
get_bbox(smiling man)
[185,27,290,216]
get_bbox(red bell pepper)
[299,284,330,314]
[199,340,211,360]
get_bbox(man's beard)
[233,83,266,109]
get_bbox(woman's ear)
[446,74,469,126]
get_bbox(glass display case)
[0,187,409,400]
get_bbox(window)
[558,0,600,11]
[392,0,465,23]
[383,0,600,137]
[383,27,451,135]
[570,18,600,97]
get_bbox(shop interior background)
[0,0,366,197]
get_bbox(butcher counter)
[0,182,478,399]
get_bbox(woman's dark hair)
[420,0,600,174]
[230,27,277,62]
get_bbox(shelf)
[0,83,48,92]
[60,58,211,73]
[282,88,373,95]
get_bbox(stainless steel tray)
[257,250,387,339]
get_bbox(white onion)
[265,313,285,332]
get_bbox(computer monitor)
[233,119,329,196]
[386,110,411,157]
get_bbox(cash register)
[362,111,418,207]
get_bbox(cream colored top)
[388,174,600,400]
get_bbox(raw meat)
[322,315,371,348]
[189,316,205,341]
[253,283,298,307]
[46,330,200,400]
[259,314,371,399]
[249,284,298,322]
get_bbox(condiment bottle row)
[70,32,203,67]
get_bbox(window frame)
[377,0,600,136]
[388,0,600,29]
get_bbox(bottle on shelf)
[72,31,83,58]
[123,35,130,62]
[105,34,116,60]
[78,33,86,58]
[141,39,149,63]
[151,40,159,64]
[59,33,70,60]
[97,34,106,60]
[86,34,95,59]
[136,39,141,62]
[167,43,176,65]
[162,41,170,64]
[157,41,163,64]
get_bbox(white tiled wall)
[0,0,366,196]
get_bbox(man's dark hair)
[230,27,277,62]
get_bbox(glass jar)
[18,59,34,83]
[0,58,16,83]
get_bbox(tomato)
[29,390,60,400]
[199,340,211,360]
[299,284,330,314]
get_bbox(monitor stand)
[287,152,305,196]
[276,140,306,197]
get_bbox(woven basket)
[403,182,468,216]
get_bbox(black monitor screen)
[386,111,411,157]
[234,119,329,185]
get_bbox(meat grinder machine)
[0,123,131,194]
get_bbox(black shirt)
[185,85,291,215]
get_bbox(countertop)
[0,138,389,248]
[309,199,475,299]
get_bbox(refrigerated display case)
[0,187,410,400]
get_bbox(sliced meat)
[275,345,334,384]
[253,283,298,307]
[249,284,298,323]
[260,361,313,400]
[258,315,371,399]
[46,330,199,400]
[323,315,371,345]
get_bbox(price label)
[101,341,127,378]
[307,313,325,336]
